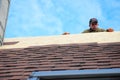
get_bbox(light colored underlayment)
[0,32,120,49]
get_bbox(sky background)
[5,0,120,38]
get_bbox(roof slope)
[1,31,120,49]
[0,32,120,80]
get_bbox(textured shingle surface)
[0,42,120,80]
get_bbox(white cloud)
[6,0,63,37]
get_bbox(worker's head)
[89,18,98,30]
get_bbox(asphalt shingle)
[0,42,120,80]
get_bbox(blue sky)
[5,0,120,38]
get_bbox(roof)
[1,31,120,49]
[0,32,120,80]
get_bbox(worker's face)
[89,23,98,30]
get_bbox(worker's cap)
[89,18,98,24]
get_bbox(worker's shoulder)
[82,29,90,33]
[96,28,106,32]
